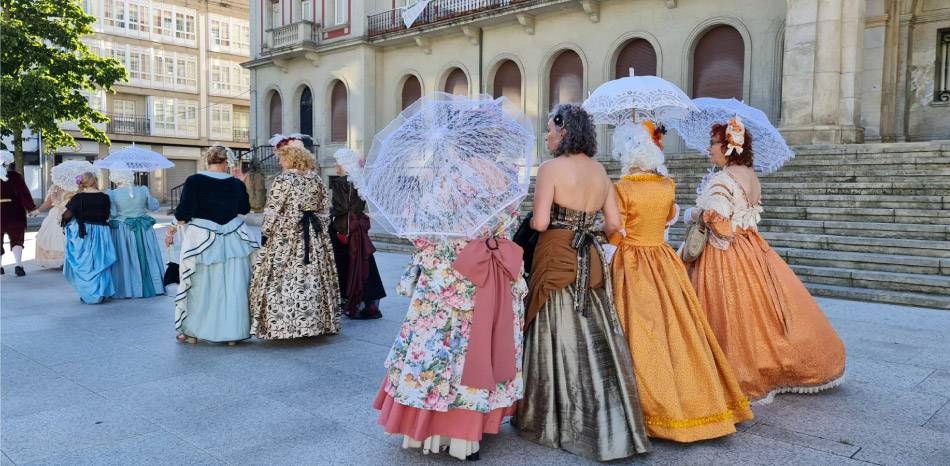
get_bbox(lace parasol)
[583,71,697,126]
[669,98,795,173]
[337,92,533,239]
[93,144,174,171]
[51,160,94,191]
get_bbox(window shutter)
[269,93,283,137]
[692,26,744,99]
[443,68,468,96]
[330,81,348,142]
[493,60,521,108]
[548,50,583,110]
[615,38,657,78]
[401,75,421,110]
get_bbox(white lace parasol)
[669,97,795,173]
[583,71,697,126]
[338,92,533,239]
[93,144,174,171]
[51,160,94,191]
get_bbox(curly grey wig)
[549,104,597,158]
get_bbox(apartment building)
[53,0,254,200]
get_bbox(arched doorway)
[401,75,422,110]
[548,50,583,110]
[299,86,313,137]
[492,60,521,108]
[268,91,283,137]
[443,68,469,96]
[615,38,657,78]
[692,25,744,99]
[330,80,347,143]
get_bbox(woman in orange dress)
[608,121,752,442]
[684,118,846,403]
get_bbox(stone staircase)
[372,141,950,309]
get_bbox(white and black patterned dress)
[250,170,341,339]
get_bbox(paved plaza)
[2,228,950,465]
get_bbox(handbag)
[680,209,708,263]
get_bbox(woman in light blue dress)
[107,170,165,298]
[63,172,117,304]
[168,145,258,345]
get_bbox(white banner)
[402,0,432,28]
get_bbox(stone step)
[772,247,948,276]
[805,283,950,310]
[667,229,950,258]
[674,181,950,197]
[789,265,950,296]
[664,153,950,170]
[762,205,950,225]
[666,218,950,241]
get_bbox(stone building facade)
[242,0,949,164]
[55,0,254,200]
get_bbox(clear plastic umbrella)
[93,144,174,171]
[336,92,533,239]
[669,97,794,173]
[51,160,95,191]
[583,70,697,126]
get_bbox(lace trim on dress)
[696,171,762,231]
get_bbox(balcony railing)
[107,115,151,136]
[233,127,250,142]
[367,0,531,37]
[265,21,320,49]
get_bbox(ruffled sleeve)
[696,173,737,250]
[396,250,422,297]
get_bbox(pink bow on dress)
[453,237,523,390]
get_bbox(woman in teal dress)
[107,170,165,298]
[63,172,117,304]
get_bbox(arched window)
[268,91,282,137]
[615,38,657,78]
[401,75,422,110]
[692,25,744,99]
[493,60,521,108]
[443,68,469,96]
[299,86,313,137]
[330,80,347,143]
[548,50,583,110]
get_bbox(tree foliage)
[0,0,126,170]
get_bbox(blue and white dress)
[63,192,117,304]
[108,185,165,298]
[173,171,258,343]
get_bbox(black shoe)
[0,267,4,275]
[14,266,25,277]
[465,451,480,461]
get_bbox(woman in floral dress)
[249,143,341,339]
[372,211,526,461]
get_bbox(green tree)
[0,0,126,172]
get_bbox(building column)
[780,0,867,144]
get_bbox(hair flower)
[725,116,745,157]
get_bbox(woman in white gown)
[32,185,69,268]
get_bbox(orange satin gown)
[687,172,846,404]
[609,174,753,442]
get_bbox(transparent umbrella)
[335,92,533,239]
[93,144,174,171]
[669,97,794,173]
[583,70,697,126]
[51,160,94,191]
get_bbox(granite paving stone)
[916,370,950,397]
[4,246,950,465]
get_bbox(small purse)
[680,210,708,263]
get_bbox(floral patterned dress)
[249,170,341,339]
[373,213,527,459]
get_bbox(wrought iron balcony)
[107,115,151,136]
[367,0,533,37]
[233,127,250,142]
[265,21,321,50]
